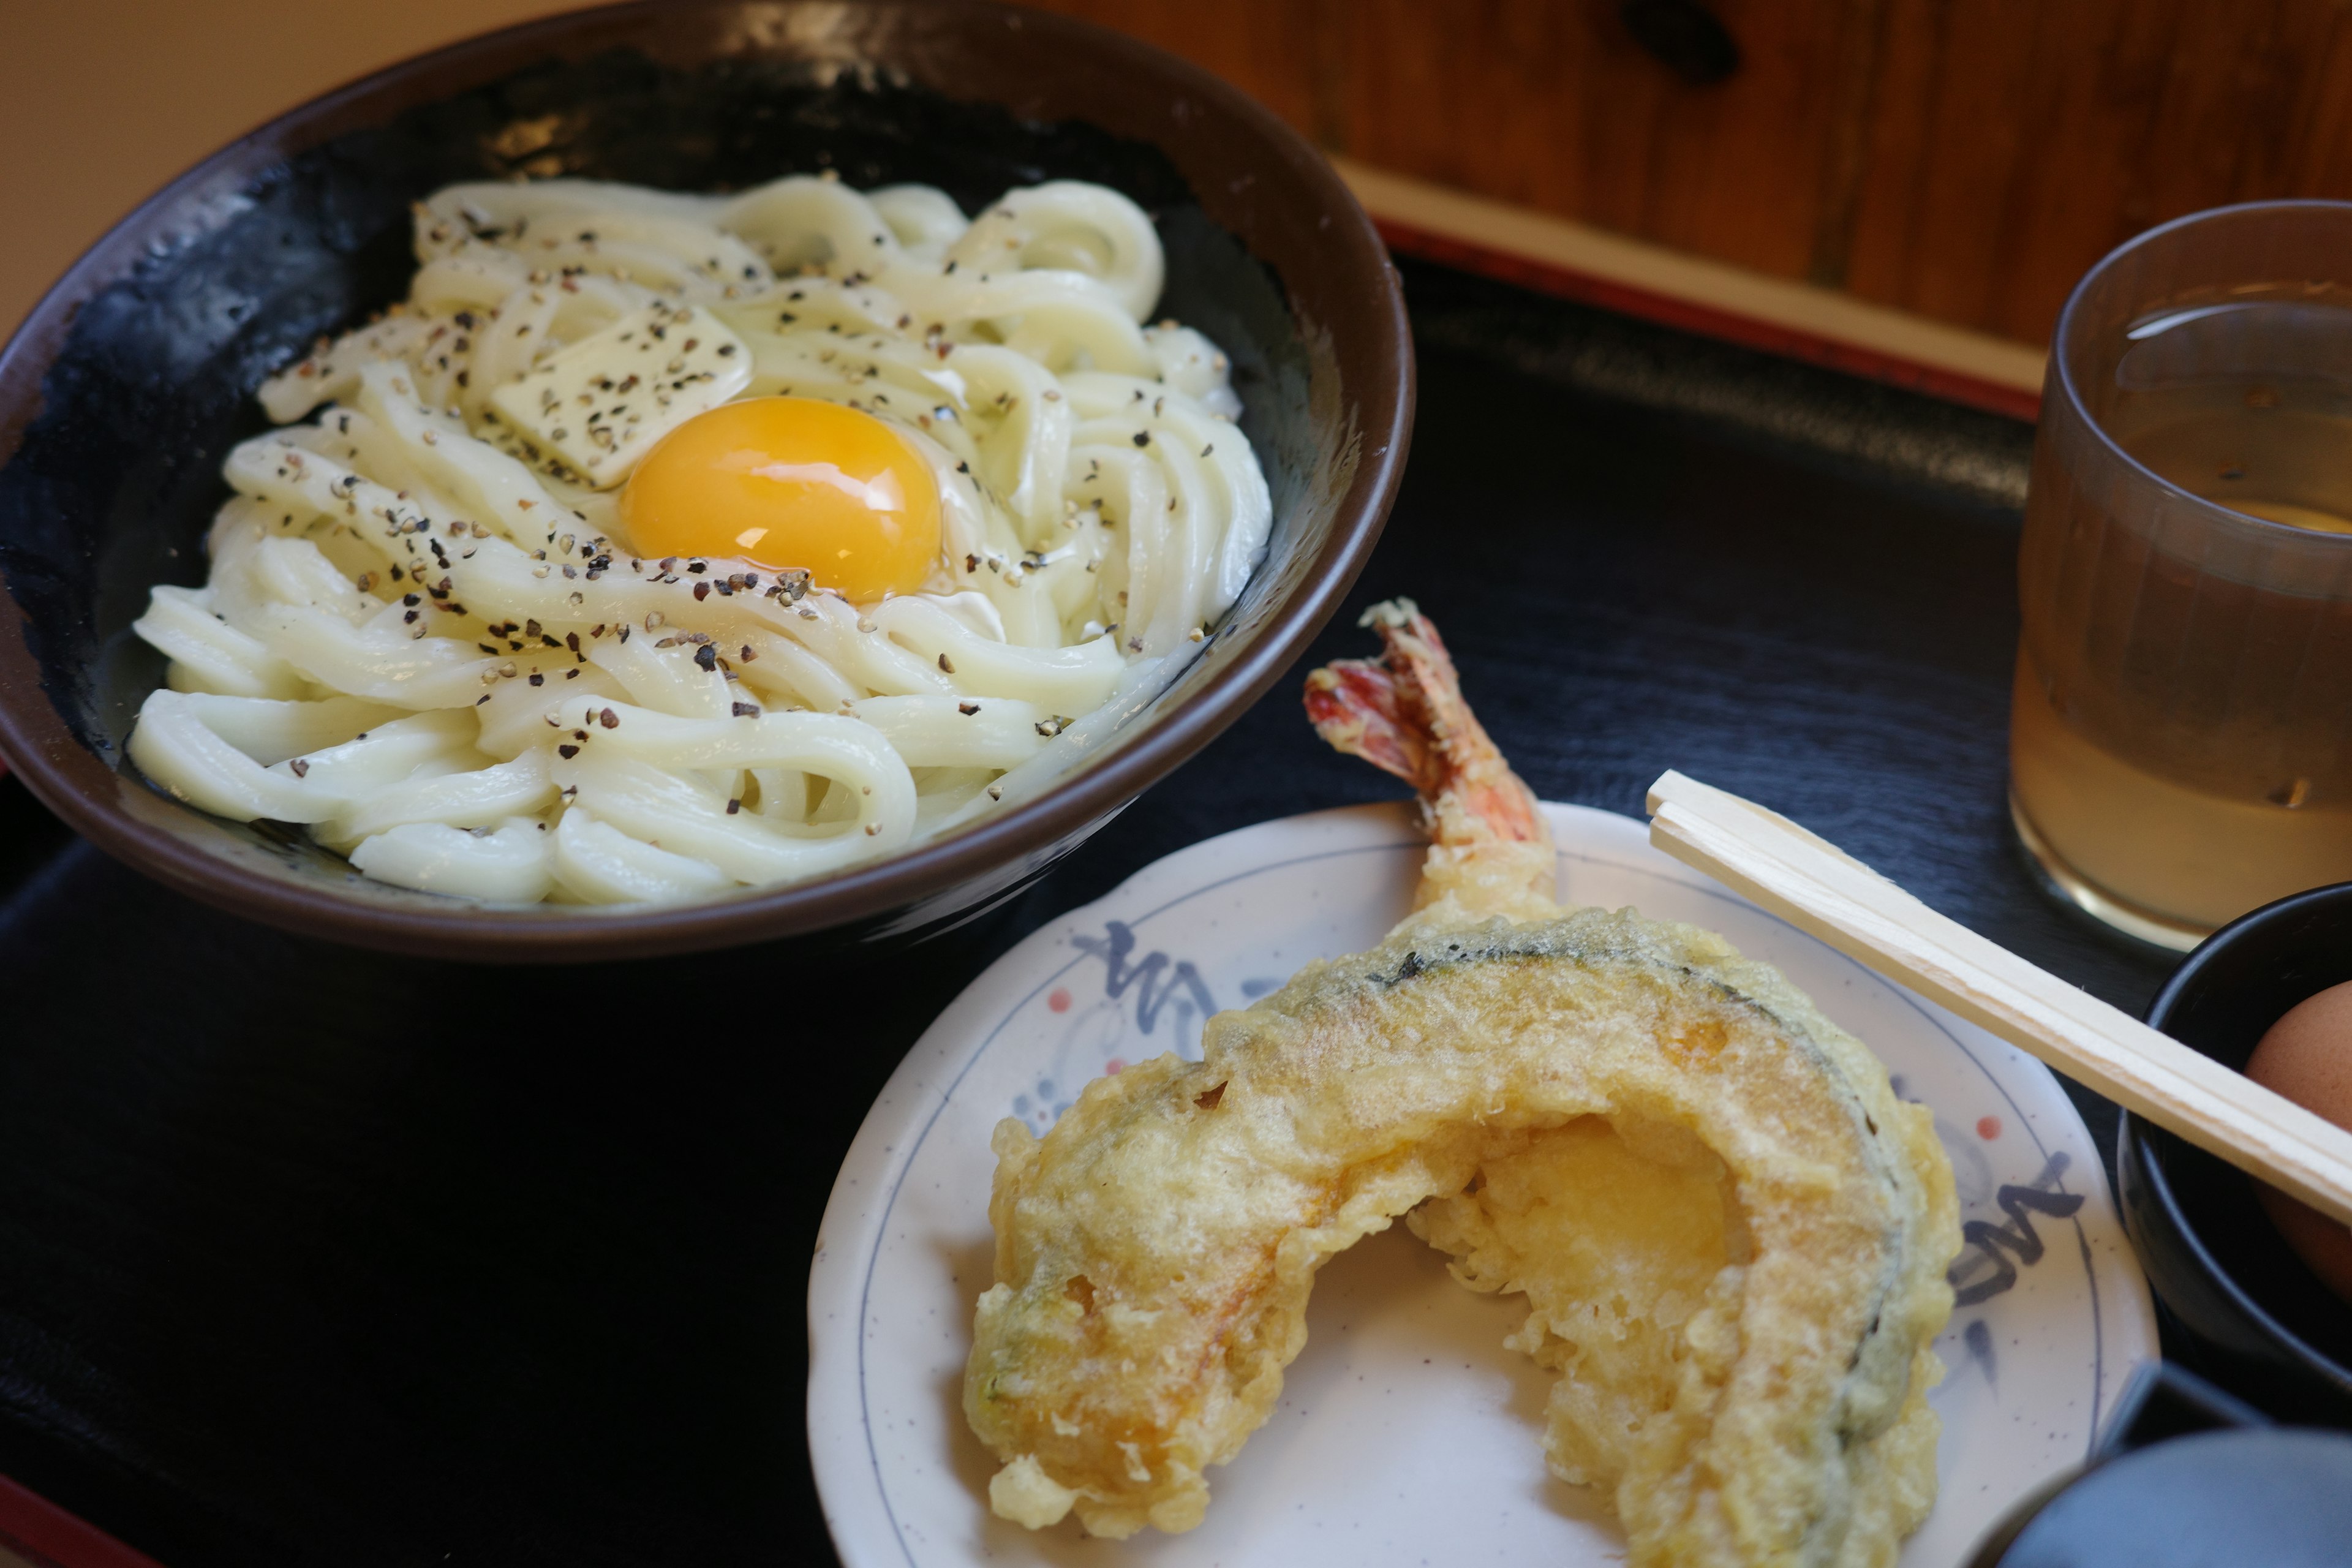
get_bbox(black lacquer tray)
[0,257,2176,1567]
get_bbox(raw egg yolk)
[620,397,941,601]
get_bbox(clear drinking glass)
[2012,202,2352,951]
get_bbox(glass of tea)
[2013,202,2352,949]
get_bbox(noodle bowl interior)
[124,173,1272,907]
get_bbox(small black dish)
[2115,880,2352,1421]
[1966,1360,2352,1567]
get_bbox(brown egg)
[2245,979,2352,1303]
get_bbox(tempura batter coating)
[963,603,1959,1566]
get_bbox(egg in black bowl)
[2116,880,2352,1420]
[0,0,1411,962]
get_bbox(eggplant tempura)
[964,601,1959,1567]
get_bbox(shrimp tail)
[1305,599,1556,920]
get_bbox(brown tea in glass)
[2013,202,2352,949]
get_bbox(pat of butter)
[487,303,752,490]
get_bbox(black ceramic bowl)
[0,0,1410,962]
[2116,881,2352,1420]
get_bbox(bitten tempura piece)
[965,601,1959,1567]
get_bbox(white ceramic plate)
[810,802,2158,1568]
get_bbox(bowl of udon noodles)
[0,0,1411,960]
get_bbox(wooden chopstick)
[1645,769,2352,1226]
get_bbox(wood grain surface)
[1028,0,2352,345]
[9,0,2351,354]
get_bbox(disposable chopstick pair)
[1645,769,2352,1227]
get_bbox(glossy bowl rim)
[0,0,1414,963]
[2122,880,2352,1393]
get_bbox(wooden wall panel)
[12,0,2352,350]
[1841,0,2352,342]
[1338,0,1856,281]
[2290,18,2352,192]
[1041,0,2352,347]
[1011,0,1336,143]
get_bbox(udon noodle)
[126,173,1271,905]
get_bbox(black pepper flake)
[541,634,564,649]
[403,609,420,624]
[693,581,711,601]
[693,644,718,671]
[1132,431,1150,447]
[566,632,581,653]
[726,798,742,814]
[558,744,580,759]
[478,643,499,654]
[686,560,707,574]
[741,645,756,661]
[958,701,980,716]
[731,701,760,718]
[938,653,956,673]
[528,673,545,686]
[288,758,309,778]
[599,708,619,729]
[403,593,421,607]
